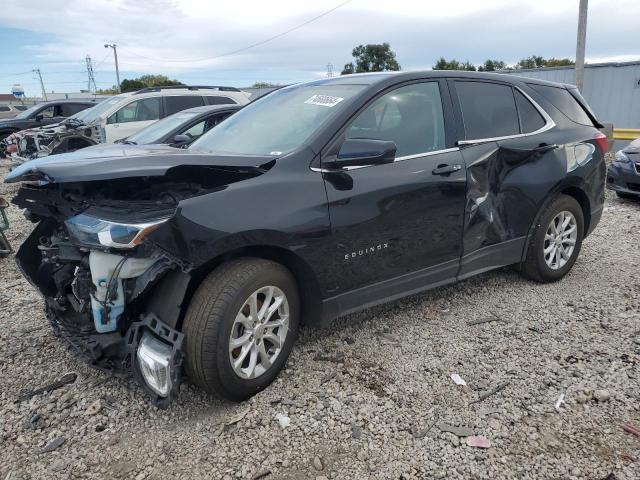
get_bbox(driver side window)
[346,82,446,157]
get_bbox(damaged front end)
[4,118,103,165]
[8,148,273,406]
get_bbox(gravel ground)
[0,156,639,480]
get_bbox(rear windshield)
[528,84,594,126]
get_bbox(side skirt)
[321,236,526,323]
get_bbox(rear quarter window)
[527,83,593,126]
[514,90,546,133]
[206,96,236,105]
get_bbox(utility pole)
[104,43,121,93]
[85,55,97,93]
[575,0,588,92]
[33,68,47,101]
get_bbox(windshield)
[14,104,43,119]
[70,97,121,124]
[125,111,199,145]
[190,84,365,156]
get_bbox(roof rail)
[133,85,241,95]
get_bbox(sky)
[0,0,638,97]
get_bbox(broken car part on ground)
[5,71,606,407]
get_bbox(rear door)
[449,79,556,277]
[105,97,162,142]
[322,80,466,299]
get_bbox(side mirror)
[172,134,191,146]
[330,139,396,168]
[35,114,43,122]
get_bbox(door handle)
[432,164,462,176]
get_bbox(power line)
[122,0,353,64]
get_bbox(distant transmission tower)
[326,62,334,77]
[85,55,97,93]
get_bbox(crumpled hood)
[4,144,277,183]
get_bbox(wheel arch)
[179,244,323,330]
[520,182,591,263]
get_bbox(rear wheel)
[182,258,299,401]
[520,195,584,283]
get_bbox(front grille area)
[627,182,640,192]
[635,163,640,175]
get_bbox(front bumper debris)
[607,161,640,196]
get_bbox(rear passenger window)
[455,81,519,139]
[528,84,593,126]
[206,96,236,105]
[165,96,205,116]
[346,82,446,157]
[515,90,546,133]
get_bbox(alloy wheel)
[543,210,577,270]
[228,286,290,379]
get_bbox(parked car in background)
[0,99,98,146]
[116,104,241,147]
[607,137,640,198]
[6,71,606,406]
[3,86,250,163]
[0,104,30,120]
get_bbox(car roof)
[37,99,100,105]
[303,70,572,89]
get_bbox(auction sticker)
[304,94,344,107]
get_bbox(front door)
[321,81,466,300]
[104,97,161,143]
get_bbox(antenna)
[85,55,97,93]
[326,62,334,77]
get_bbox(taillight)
[594,132,608,153]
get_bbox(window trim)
[457,86,554,146]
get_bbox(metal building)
[503,61,640,143]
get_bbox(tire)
[520,194,584,283]
[616,191,637,200]
[182,258,300,401]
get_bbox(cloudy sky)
[0,0,638,96]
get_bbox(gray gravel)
[1,156,639,479]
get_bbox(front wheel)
[182,258,300,401]
[520,194,584,283]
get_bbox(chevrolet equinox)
[6,71,606,406]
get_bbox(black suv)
[0,99,97,143]
[6,72,606,407]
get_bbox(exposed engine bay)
[9,156,271,407]
[2,118,102,164]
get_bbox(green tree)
[544,57,575,67]
[515,56,574,69]
[477,59,507,71]
[119,74,184,92]
[341,43,400,75]
[252,82,278,88]
[432,57,476,71]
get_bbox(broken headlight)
[65,214,168,249]
[614,150,630,164]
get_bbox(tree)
[432,57,476,71]
[119,74,184,92]
[341,43,400,75]
[477,59,507,72]
[252,82,278,88]
[516,56,574,69]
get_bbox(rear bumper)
[607,162,640,196]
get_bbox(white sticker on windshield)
[304,94,344,107]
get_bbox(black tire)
[182,258,300,401]
[616,191,637,200]
[520,194,584,283]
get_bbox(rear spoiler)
[566,86,604,129]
